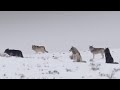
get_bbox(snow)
[0,11,120,79]
[0,49,120,79]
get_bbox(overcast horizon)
[0,11,120,54]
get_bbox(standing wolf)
[32,45,48,54]
[89,46,105,59]
[69,46,86,63]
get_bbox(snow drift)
[0,49,120,79]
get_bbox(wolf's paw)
[90,59,93,62]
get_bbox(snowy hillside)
[0,49,120,79]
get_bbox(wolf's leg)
[73,54,78,62]
[72,55,75,62]
[79,54,82,62]
[77,56,80,62]
[101,53,104,59]
[76,54,81,62]
[74,54,78,62]
[70,55,73,59]
[80,57,82,62]
[93,54,95,59]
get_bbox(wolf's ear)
[89,45,92,47]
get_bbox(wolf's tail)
[45,50,48,53]
[113,62,119,64]
[107,62,119,64]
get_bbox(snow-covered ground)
[0,49,120,79]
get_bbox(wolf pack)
[2,45,119,64]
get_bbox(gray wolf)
[104,48,118,64]
[4,49,24,58]
[69,46,86,63]
[32,45,48,54]
[89,46,105,59]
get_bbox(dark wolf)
[4,49,24,58]
[104,48,118,64]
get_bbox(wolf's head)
[4,48,9,53]
[69,46,74,52]
[69,46,79,54]
[32,45,37,50]
[104,48,110,54]
[89,45,94,51]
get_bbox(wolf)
[32,45,48,54]
[69,46,86,63]
[104,48,118,64]
[4,48,24,58]
[89,46,105,59]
